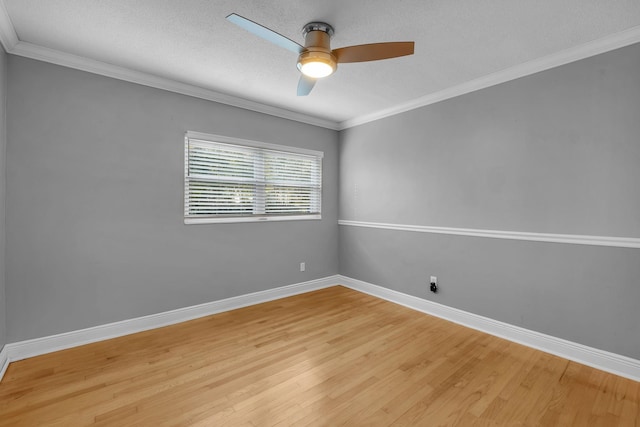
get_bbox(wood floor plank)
[0,286,638,426]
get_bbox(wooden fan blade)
[226,13,304,55]
[333,41,414,63]
[297,75,316,96]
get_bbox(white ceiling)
[2,1,640,129]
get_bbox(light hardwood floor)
[0,286,638,426]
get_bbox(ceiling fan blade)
[333,41,415,63]
[297,75,316,96]
[226,13,304,54]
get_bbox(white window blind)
[185,132,323,224]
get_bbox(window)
[184,132,323,224]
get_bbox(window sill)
[184,215,322,224]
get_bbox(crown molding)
[8,41,340,130]
[338,25,640,130]
[1,0,639,132]
[0,0,339,130]
[0,0,17,52]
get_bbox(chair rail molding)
[338,220,640,248]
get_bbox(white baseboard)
[1,275,339,378]
[0,345,8,381]
[337,275,640,382]
[2,274,638,384]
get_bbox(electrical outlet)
[300,262,306,272]
[430,276,438,293]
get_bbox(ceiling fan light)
[299,61,334,78]
[297,51,337,78]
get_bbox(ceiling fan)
[226,14,415,96]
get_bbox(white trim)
[1,275,639,384]
[6,40,340,130]
[184,131,323,224]
[338,25,640,130]
[0,0,17,52]
[0,0,639,131]
[186,131,325,158]
[0,345,8,381]
[337,275,640,382]
[184,215,321,225]
[338,220,640,249]
[2,276,338,369]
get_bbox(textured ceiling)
[3,0,640,127]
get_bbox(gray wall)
[4,41,640,362]
[0,47,6,350]
[339,43,640,359]
[6,56,339,342]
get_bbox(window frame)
[184,131,323,224]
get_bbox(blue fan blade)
[226,14,304,55]
[297,75,316,96]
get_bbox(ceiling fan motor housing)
[297,22,337,77]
